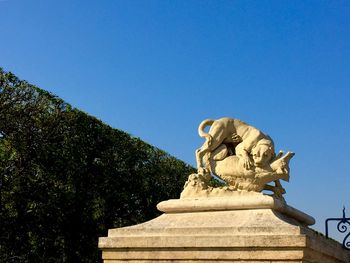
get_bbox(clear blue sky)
[1,0,350,240]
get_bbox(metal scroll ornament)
[325,207,350,250]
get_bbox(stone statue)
[100,116,343,263]
[183,117,294,199]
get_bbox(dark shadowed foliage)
[0,68,195,262]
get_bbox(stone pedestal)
[99,192,350,262]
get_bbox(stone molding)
[99,195,350,262]
[157,193,315,226]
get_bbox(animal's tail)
[198,119,215,145]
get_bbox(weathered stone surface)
[99,195,350,262]
[158,193,315,226]
[195,117,294,198]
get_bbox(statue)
[182,117,294,200]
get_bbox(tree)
[0,68,195,262]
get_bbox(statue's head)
[251,139,275,167]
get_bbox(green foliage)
[0,68,195,262]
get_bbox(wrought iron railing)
[325,207,350,250]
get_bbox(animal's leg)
[263,183,285,200]
[273,186,285,200]
[203,151,212,174]
[195,148,205,173]
[264,184,274,193]
[196,143,211,174]
[196,136,222,175]
[235,143,254,170]
[274,180,285,194]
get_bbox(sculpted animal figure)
[196,117,275,175]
